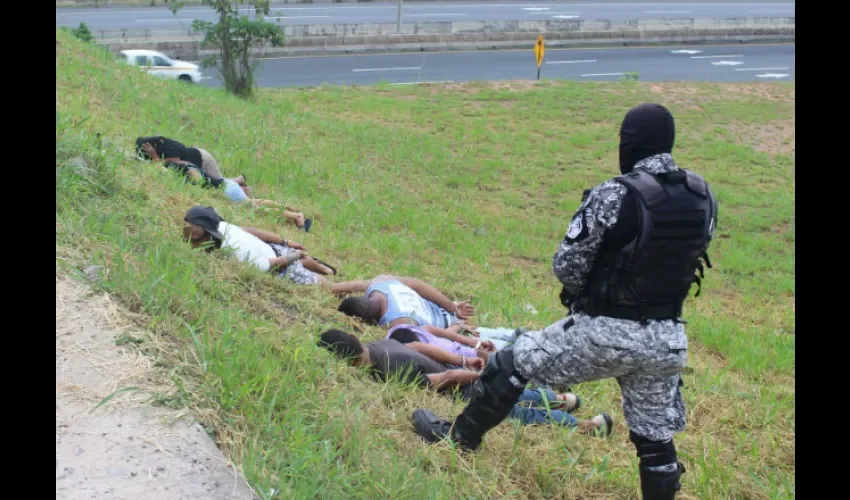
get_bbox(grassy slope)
[56,31,794,499]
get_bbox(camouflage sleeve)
[552,180,628,300]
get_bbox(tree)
[62,22,95,43]
[167,1,284,98]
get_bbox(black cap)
[184,206,224,241]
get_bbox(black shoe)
[412,409,453,444]
[412,409,481,451]
[639,462,686,500]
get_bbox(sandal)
[300,218,313,233]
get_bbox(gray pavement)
[57,1,796,30]
[194,42,794,88]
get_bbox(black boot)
[412,409,472,448]
[411,349,527,451]
[638,462,685,500]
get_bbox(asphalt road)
[57,1,795,30]
[194,43,794,88]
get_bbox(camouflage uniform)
[513,153,702,443]
[413,102,717,499]
[412,153,717,498]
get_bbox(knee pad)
[479,349,526,387]
[468,349,526,404]
[630,431,678,468]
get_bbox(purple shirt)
[386,324,477,359]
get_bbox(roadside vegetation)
[56,29,794,499]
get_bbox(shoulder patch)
[566,212,585,240]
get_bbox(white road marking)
[691,54,743,59]
[645,10,692,14]
[734,67,790,71]
[407,14,467,17]
[553,15,581,19]
[546,59,597,64]
[391,80,455,85]
[581,72,625,77]
[671,50,701,54]
[756,73,789,78]
[523,7,551,11]
[353,67,421,73]
[267,16,331,20]
[711,61,745,66]
[132,18,185,23]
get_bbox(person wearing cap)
[410,103,719,500]
[182,206,334,285]
[138,137,314,232]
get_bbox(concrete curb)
[98,17,795,59]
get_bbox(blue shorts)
[222,178,248,202]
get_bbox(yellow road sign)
[535,35,545,68]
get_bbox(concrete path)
[56,275,257,500]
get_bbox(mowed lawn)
[56,31,794,499]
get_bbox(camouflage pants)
[512,314,687,442]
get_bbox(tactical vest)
[573,169,716,323]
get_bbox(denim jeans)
[475,327,519,350]
[459,385,578,427]
[508,388,578,427]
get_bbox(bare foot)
[302,257,333,275]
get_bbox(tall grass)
[56,30,794,499]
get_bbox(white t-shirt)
[218,221,275,272]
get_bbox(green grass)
[56,30,795,499]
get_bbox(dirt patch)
[726,119,795,156]
[648,83,704,96]
[717,83,795,102]
[56,275,257,500]
[434,80,541,95]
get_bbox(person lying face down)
[181,205,335,286]
[334,274,531,352]
[386,323,492,365]
[332,274,494,348]
[318,328,613,434]
[138,136,313,231]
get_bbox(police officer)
[411,103,718,499]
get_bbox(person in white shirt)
[182,206,334,285]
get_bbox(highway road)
[195,43,794,88]
[57,1,795,31]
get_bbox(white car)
[119,49,203,84]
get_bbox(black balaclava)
[618,103,676,174]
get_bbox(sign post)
[534,35,545,80]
